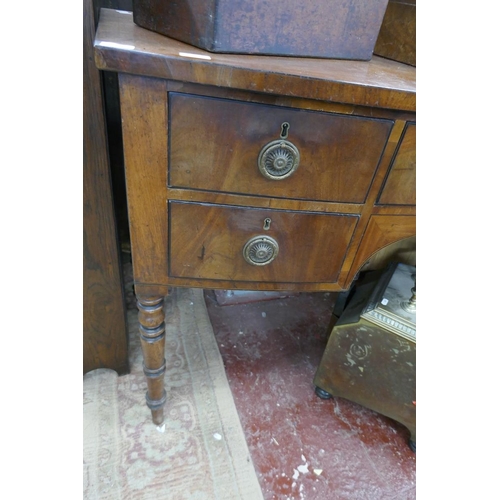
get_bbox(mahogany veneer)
[94,8,416,424]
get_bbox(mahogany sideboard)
[94,8,416,425]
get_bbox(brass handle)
[258,139,300,180]
[243,235,279,266]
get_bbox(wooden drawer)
[169,93,393,203]
[169,202,358,284]
[377,123,416,205]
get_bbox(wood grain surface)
[94,8,416,111]
[377,123,416,205]
[374,0,416,66]
[133,0,389,60]
[84,0,128,375]
[346,215,416,284]
[94,8,416,426]
[119,74,169,285]
[169,92,393,203]
[169,201,359,284]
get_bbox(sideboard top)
[94,8,416,112]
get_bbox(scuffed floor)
[204,290,416,500]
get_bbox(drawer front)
[169,93,393,203]
[377,123,416,205]
[169,201,358,283]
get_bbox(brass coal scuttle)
[314,262,416,451]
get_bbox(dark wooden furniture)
[132,0,390,60]
[374,0,416,66]
[94,8,416,424]
[84,0,128,375]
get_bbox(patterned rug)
[83,287,263,500]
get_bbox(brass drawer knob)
[258,139,300,180]
[243,235,279,266]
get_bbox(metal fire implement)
[314,262,416,451]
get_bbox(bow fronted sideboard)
[94,8,416,425]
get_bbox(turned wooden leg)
[137,295,167,425]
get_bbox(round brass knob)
[243,235,279,266]
[258,140,300,180]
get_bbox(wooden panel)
[119,74,170,285]
[169,93,393,203]
[94,9,416,112]
[377,123,416,205]
[166,188,363,214]
[166,80,417,123]
[93,0,133,24]
[360,235,416,272]
[83,0,128,375]
[334,120,407,287]
[134,279,345,297]
[133,0,217,52]
[169,202,358,284]
[374,0,416,66]
[92,3,134,247]
[133,0,389,60]
[346,215,416,284]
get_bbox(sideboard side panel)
[119,74,170,286]
[345,215,416,286]
[377,122,416,206]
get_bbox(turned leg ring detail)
[139,323,166,343]
[137,295,167,425]
[146,389,168,411]
[143,361,167,378]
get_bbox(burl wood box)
[133,0,390,60]
[374,0,416,66]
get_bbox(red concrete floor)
[204,290,416,500]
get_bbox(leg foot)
[137,295,167,425]
[315,386,333,400]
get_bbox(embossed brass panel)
[314,263,416,448]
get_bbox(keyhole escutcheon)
[280,122,290,139]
